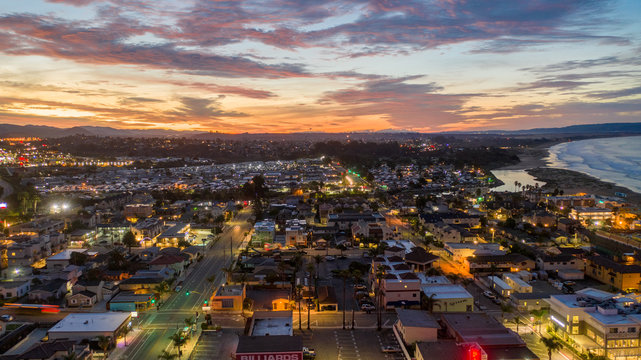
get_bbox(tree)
[375,265,385,331]
[540,337,562,360]
[177,238,191,248]
[184,316,196,333]
[62,350,78,360]
[69,251,88,266]
[422,293,437,313]
[120,326,132,346]
[153,281,170,301]
[350,269,362,329]
[512,316,522,334]
[531,309,547,333]
[158,350,178,360]
[170,333,187,359]
[221,264,235,284]
[96,335,111,355]
[295,284,304,330]
[122,230,137,254]
[333,269,351,330]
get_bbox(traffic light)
[469,347,481,360]
[151,298,156,304]
[186,291,190,296]
[204,300,208,305]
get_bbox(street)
[121,208,253,360]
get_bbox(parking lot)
[296,328,404,360]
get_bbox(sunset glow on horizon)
[1,0,640,133]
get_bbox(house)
[404,247,439,272]
[72,280,105,301]
[3,340,92,360]
[148,255,188,275]
[536,254,584,272]
[67,291,98,307]
[0,281,31,299]
[29,279,70,301]
[118,276,163,292]
[317,286,338,312]
[246,288,291,311]
[48,312,131,341]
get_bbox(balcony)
[607,332,639,339]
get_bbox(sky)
[0,0,640,133]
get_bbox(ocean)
[546,136,641,194]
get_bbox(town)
[0,135,639,360]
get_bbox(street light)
[490,228,495,242]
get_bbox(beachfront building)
[570,207,613,226]
[547,288,641,359]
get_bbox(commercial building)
[547,288,641,359]
[107,292,154,312]
[570,207,613,226]
[247,311,293,336]
[394,309,439,344]
[235,335,302,360]
[48,312,131,341]
[252,220,276,246]
[209,284,245,312]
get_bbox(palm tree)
[62,350,78,360]
[31,194,41,214]
[96,335,111,356]
[375,265,386,331]
[221,264,235,284]
[158,350,178,360]
[120,326,132,346]
[512,316,522,333]
[170,333,187,359]
[500,303,514,323]
[295,284,304,330]
[531,309,547,333]
[540,337,562,360]
[350,269,362,329]
[422,293,437,313]
[153,281,170,301]
[306,263,314,330]
[277,261,289,288]
[333,269,351,329]
[184,316,196,333]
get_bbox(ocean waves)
[546,136,641,194]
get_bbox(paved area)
[296,329,404,360]
[190,330,238,360]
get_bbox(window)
[628,327,637,333]
[610,328,619,333]
[573,316,579,324]
[572,326,579,335]
[222,299,234,308]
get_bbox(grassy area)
[6,323,22,331]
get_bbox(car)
[1,315,14,322]
[563,281,576,286]
[361,304,376,311]
[381,345,401,353]
[483,291,497,300]
[354,284,367,291]
[175,285,182,292]
[325,256,335,261]
[303,347,316,356]
[492,298,502,305]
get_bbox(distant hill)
[1,122,641,139]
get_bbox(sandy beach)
[506,144,641,206]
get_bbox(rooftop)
[49,312,130,334]
[396,308,439,328]
[236,335,302,354]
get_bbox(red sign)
[236,352,302,360]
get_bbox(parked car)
[492,298,502,305]
[563,281,576,286]
[325,256,336,261]
[0,315,14,322]
[361,304,376,311]
[483,291,497,300]
[303,347,316,356]
[381,345,401,353]
[354,284,367,291]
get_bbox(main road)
[122,208,252,360]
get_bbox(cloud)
[587,86,641,100]
[119,96,164,105]
[319,76,470,130]
[171,96,248,118]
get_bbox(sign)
[0,203,6,209]
[202,306,211,311]
[131,311,138,318]
[236,352,302,360]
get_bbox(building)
[570,207,613,226]
[503,273,533,293]
[3,340,92,360]
[547,288,641,359]
[123,203,153,219]
[466,254,535,273]
[67,291,98,307]
[536,253,584,272]
[156,222,190,246]
[0,281,30,299]
[394,309,439,344]
[248,311,293,336]
[586,256,641,292]
[252,220,276,246]
[488,276,512,298]
[420,283,474,312]
[48,312,131,341]
[235,335,302,360]
[107,291,154,312]
[209,284,245,312]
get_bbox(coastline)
[504,143,641,206]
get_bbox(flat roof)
[49,313,130,334]
[48,249,88,261]
[251,311,293,336]
[421,285,473,300]
[396,309,439,328]
[236,335,302,354]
